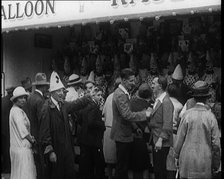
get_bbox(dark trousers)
[153,146,170,179]
[79,144,105,179]
[115,141,132,179]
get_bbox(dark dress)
[1,94,13,173]
[39,96,91,179]
[129,96,152,171]
[77,100,106,179]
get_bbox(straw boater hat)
[85,71,95,85]
[190,80,211,98]
[49,71,65,92]
[172,64,183,80]
[67,74,82,86]
[10,86,29,102]
[32,73,49,86]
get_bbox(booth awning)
[2,0,221,32]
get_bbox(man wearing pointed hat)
[85,70,96,95]
[171,64,190,105]
[39,71,92,179]
[1,86,15,173]
[23,73,50,179]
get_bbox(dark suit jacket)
[110,87,147,143]
[77,100,105,148]
[148,94,174,147]
[23,91,45,142]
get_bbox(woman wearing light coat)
[174,81,220,179]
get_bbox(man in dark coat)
[1,86,15,173]
[39,71,92,179]
[23,73,50,179]
[78,86,106,179]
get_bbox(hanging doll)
[183,52,199,88]
[202,50,218,103]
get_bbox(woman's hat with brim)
[137,83,152,100]
[32,73,50,86]
[190,80,211,98]
[67,74,83,86]
[10,86,29,102]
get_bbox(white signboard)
[1,0,221,31]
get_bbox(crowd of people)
[1,56,221,179]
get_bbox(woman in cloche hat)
[9,86,36,179]
[174,81,221,179]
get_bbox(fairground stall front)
[2,0,221,96]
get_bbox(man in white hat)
[23,73,49,179]
[65,74,84,102]
[39,71,92,179]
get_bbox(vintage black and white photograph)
[1,0,221,179]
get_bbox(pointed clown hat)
[150,53,157,69]
[172,64,183,80]
[85,70,95,84]
[49,71,65,92]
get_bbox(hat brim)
[10,93,29,102]
[191,93,211,98]
[84,80,95,85]
[32,82,50,86]
[67,79,83,86]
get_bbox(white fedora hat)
[49,71,65,92]
[67,74,83,86]
[10,86,29,102]
[32,73,49,86]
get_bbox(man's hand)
[154,137,163,152]
[49,152,57,163]
[146,107,152,118]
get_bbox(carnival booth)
[2,0,221,98]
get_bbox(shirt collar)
[51,96,59,110]
[35,89,43,96]
[156,92,166,103]
[119,84,130,99]
[196,102,205,106]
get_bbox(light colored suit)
[110,87,147,143]
[148,94,174,147]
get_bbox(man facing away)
[23,73,49,179]
[110,68,152,179]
